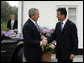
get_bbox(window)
[68,8,76,23]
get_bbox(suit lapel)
[56,22,62,33]
[29,19,40,33]
[58,22,62,33]
[13,20,15,28]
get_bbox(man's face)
[57,11,64,21]
[11,15,15,19]
[32,11,39,21]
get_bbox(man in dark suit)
[48,8,78,62]
[22,8,47,62]
[7,15,18,29]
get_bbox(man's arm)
[47,25,57,44]
[15,20,18,29]
[23,25,47,47]
[7,20,11,29]
[71,24,78,55]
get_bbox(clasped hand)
[41,39,48,46]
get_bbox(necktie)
[60,22,63,31]
[35,22,40,31]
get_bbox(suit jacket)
[48,19,78,59]
[7,19,18,29]
[22,19,42,62]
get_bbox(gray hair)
[28,8,39,17]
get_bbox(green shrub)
[1,21,10,31]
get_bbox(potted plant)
[40,27,56,62]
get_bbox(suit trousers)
[58,58,73,62]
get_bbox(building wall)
[18,1,83,49]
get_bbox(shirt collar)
[62,18,67,25]
[11,19,15,21]
[29,18,36,24]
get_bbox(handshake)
[41,39,48,46]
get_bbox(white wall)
[18,1,83,49]
[22,1,57,29]
[18,1,23,33]
[76,1,83,49]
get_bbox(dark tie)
[35,22,40,31]
[60,22,63,31]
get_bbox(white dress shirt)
[29,18,36,25]
[11,19,14,29]
[61,18,68,30]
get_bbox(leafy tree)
[1,1,18,31]
[1,1,18,22]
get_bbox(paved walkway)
[23,54,83,62]
[51,54,83,62]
